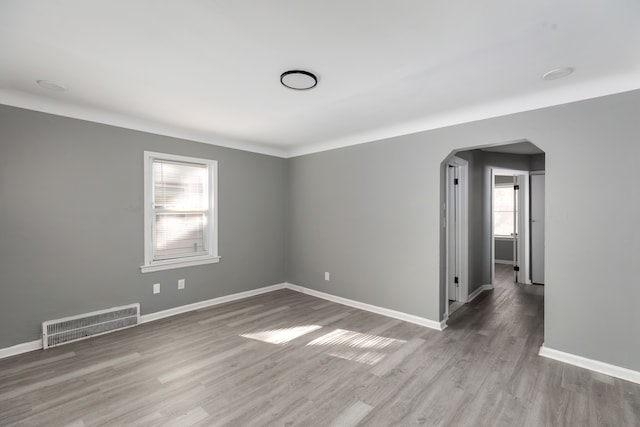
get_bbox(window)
[493,184,518,237]
[141,152,219,273]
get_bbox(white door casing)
[531,173,545,284]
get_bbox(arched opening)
[440,140,545,327]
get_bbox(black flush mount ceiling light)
[280,70,318,90]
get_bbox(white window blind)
[142,152,219,273]
[153,159,208,260]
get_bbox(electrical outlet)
[153,283,160,294]
[325,272,330,281]
[178,279,185,290]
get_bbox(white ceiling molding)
[288,71,640,157]
[3,71,640,159]
[0,89,288,158]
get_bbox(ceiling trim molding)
[287,72,640,158]
[2,71,639,160]
[0,90,289,158]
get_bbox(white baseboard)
[139,283,288,323]
[0,339,42,360]
[2,281,443,359]
[440,315,449,331]
[467,284,494,303]
[539,344,640,385]
[0,283,288,360]
[285,282,444,331]
[494,259,514,265]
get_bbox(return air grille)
[42,303,140,349]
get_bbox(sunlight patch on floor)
[240,325,322,344]
[306,329,406,365]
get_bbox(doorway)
[491,169,530,285]
[444,156,468,318]
[439,140,545,328]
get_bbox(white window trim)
[140,151,220,273]
[494,235,514,241]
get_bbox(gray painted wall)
[530,153,546,171]
[0,105,287,348]
[288,90,640,372]
[495,240,514,262]
[288,142,435,320]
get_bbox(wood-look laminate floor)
[1,265,639,426]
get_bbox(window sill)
[140,256,221,273]
[494,236,514,241]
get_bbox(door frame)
[530,171,545,284]
[491,168,531,285]
[445,155,469,318]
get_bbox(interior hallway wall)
[287,90,640,372]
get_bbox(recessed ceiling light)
[280,70,317,90]
[542,67,574,81]
[36,80,68,92]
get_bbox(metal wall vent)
[42,303,140,349]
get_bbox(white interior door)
[531,174,545,284]
[512,175,519,281]
[447,166,459,301]
[514,174,528,283]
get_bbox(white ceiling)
[1,1,639,158]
